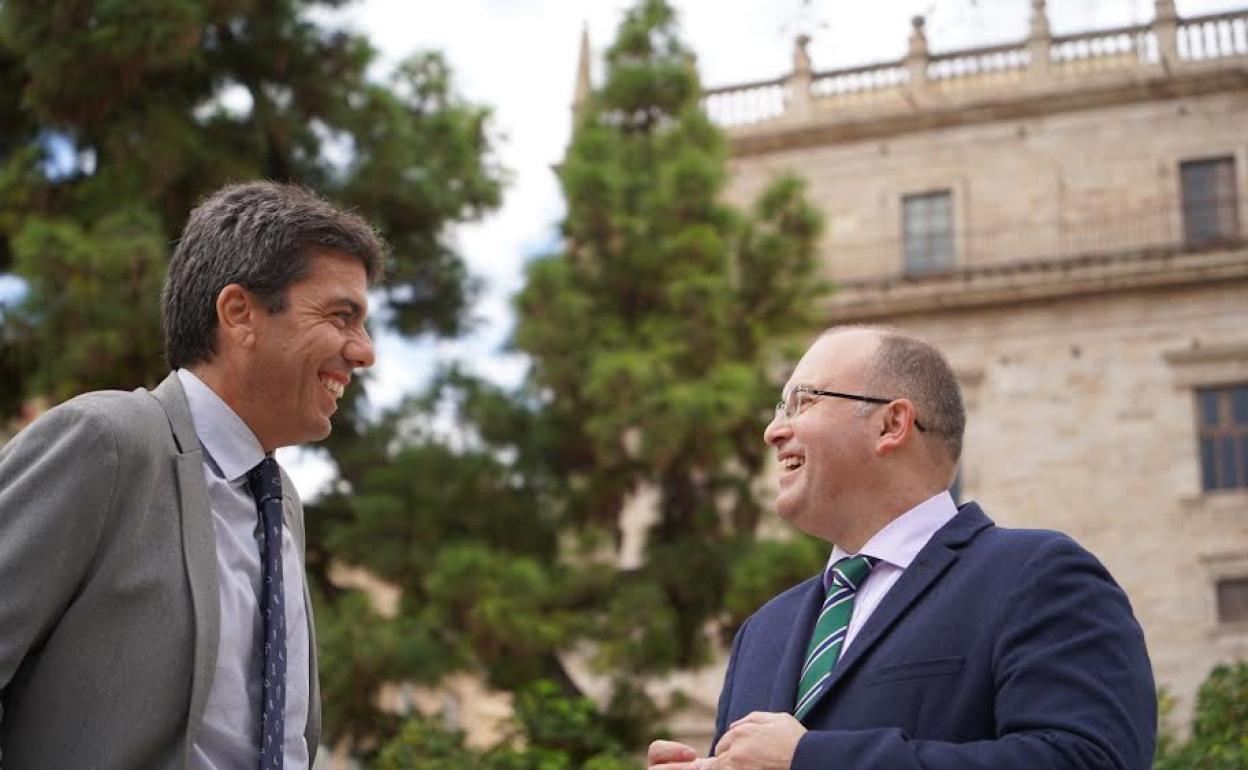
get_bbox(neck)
[185,363,274,453]
[832,482,948,553]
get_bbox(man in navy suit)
[648,326,1156,770]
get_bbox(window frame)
[1195,383,1248,492]
[1180,155,1241,247]
[902,189,956,277]
[1215,576,1248,626]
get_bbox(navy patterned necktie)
[247,457,286,770]
[794,554,878,721]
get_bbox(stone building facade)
[690,0,1248,742]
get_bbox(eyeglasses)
[775,385,927,432]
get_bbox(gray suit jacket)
[0,373,321,769]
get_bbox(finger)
[647,762,712,770]
[648,740,698,764]
[729,710,779,729]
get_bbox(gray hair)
[162,181,386,369]
[832,326,966,463]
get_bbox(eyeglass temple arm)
[800,389,928,432]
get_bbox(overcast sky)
[279,0,1243,495]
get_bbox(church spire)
[572,22,592,120]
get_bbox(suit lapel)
[801,504,994,719]
[767,577,824,714]
[151,373,221,746]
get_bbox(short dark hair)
[162,181,386,369]
[838,327,966,463]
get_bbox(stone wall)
[724,90,1248,284]
[898,281,1248,724]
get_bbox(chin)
[309,420,333,443]
[774,495,801,525]
[773,486,803,516]
[777,502,824,541]
[287,418,332,447]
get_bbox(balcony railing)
[701,4,1248,129]
[1178,10,1248,59]
[701,76,787,128]
[811,61,909,96]
[1048,24,1159,67]
[928,42,1031,80]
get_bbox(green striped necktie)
[794,554,879,721]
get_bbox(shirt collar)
[177,368,267,483]
[823,490,960,590]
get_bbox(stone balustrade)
[701,2,1248,129]
[1048,24,1158,67]
[927,43,1031,81]
[1178,10,1248,60]
[701,76,786,127]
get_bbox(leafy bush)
[1155,661,1248,770]
[372,681,641,770]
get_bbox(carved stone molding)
[820,243,1248,323]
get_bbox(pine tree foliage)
[327,0,830,761]
[0,0,502,411]
[513,0,828,669]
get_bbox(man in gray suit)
[0,181,384,769]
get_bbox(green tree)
[316,0,829,757]
[309,371,585,755]
[1155,662,1248,770]
[512,0,827,671]
[0,0,502,411]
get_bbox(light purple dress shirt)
[824,490,960,654]
[178,369,311,770]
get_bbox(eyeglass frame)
[775,385,927,432]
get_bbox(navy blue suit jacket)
[711,503,1156,770]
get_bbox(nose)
[346,325,375,369]
[764,407,789,447]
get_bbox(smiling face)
[239,250,374,450]
[763,330,882,543]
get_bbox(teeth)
[783,457,803,471]
[322,378,345,399]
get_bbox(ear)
[874,399,918,456]
[215,283,260,350]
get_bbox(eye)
[784,389,806,416]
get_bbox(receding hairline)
[818,324,900,346]
[815,325,891,378]
[817,324,966,465]
[818,324,943,382]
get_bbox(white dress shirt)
[179,369,311,770]
[825,490,960,654]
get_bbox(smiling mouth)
[321,377,346,400]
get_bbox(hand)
[712,711,806,770]
[648,739,713,769]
